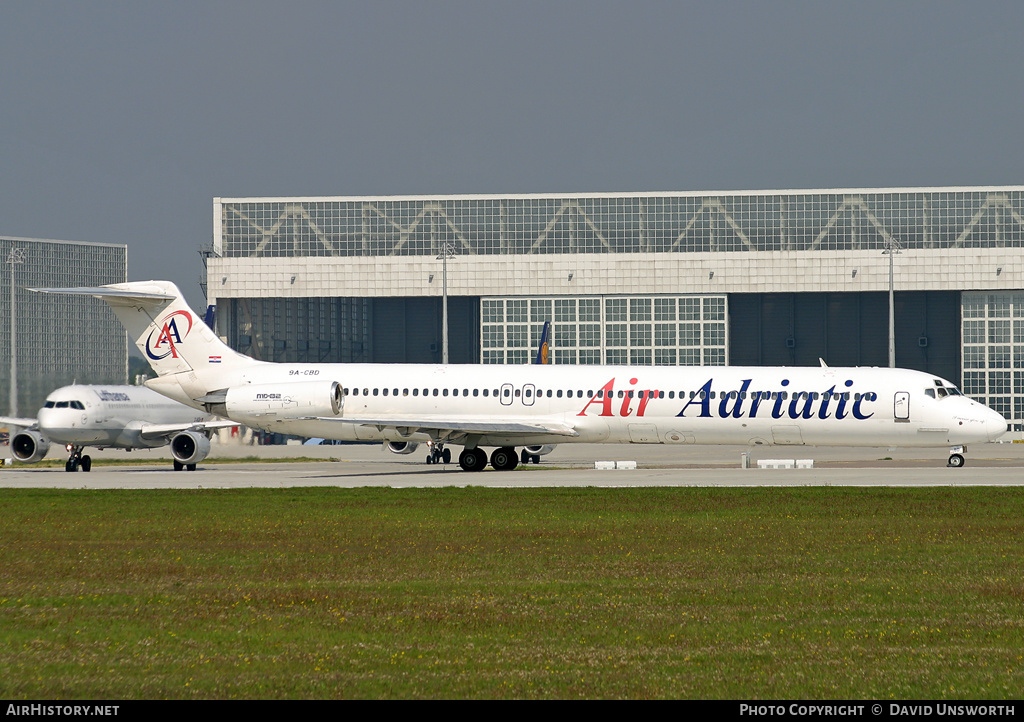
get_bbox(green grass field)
[1,486,1022,699]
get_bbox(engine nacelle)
[170,430,211,465]
[387,441,420,455]
[524,444,555,457]
[11,430,51,463]
[224,380,343,420]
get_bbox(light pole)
[882,236,901,368]
[436,241,456,364]
[7,245,26,416]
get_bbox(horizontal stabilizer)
[30,286,175,303]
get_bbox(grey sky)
[2,1,1023,309]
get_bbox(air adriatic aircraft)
[33,281,1008,470]
[1,384,236,471]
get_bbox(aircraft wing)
[0,416,39,430]
[293,415,579,439]
[138,419,239,441]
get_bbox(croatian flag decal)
[209,356,222,364]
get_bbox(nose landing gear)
[425,442,452,465]
[64,445,92,472]
[947,445,966,468]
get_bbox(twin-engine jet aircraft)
[33,281,1007,470]
[1,384,236,471]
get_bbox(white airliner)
[1,384,236,471]
[33,281,1008,471]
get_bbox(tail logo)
[145,310,194,361]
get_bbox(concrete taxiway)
[2,440,1023,488]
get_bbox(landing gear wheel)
[174,460,184,471]
[425,454,434,464]
[948,453,965,468]
[65,445,84,472]
[187,463,197,471]
[459,448,488,472]
[490,446,519,471]
[442,448,451,464]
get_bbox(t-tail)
[31,281,261,408]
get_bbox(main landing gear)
[458,446,521,472]
[64,445,91,472]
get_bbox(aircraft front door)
[894,391,910,422]
[499,383,513,406]
[522,384,536,406]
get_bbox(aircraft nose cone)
[986,407,1008,441]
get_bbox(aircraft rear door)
[522,384,536,406]
[499,383,514,406]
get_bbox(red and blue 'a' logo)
[145,310,193,361]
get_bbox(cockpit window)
[44,401,55,408]
[70,401,85,410]
[925,389,935,398]
[55,401,69,408]
[936,388,948,398]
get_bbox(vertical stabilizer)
[32,282,256,378]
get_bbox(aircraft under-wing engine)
[32,281,1008,471]
[1,384,237,471]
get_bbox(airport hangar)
[203,186,1024,433]
[1,235,128,417]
